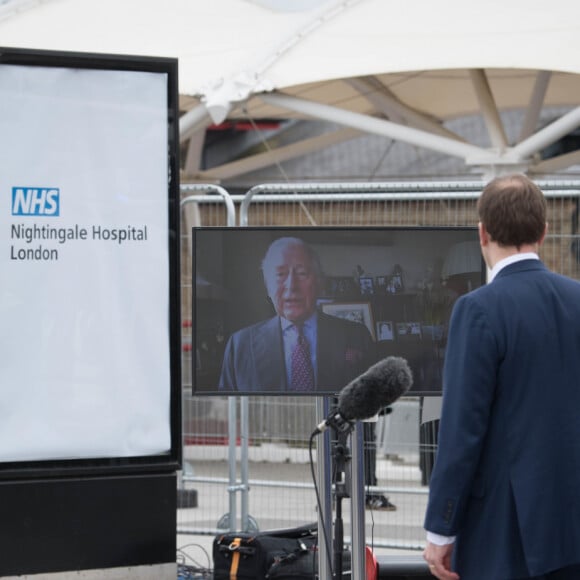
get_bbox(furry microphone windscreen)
[337,356,413,421]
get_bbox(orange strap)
[229,537,242,580]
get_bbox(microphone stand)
[331,427,352,579]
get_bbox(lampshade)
[441,241,481,279]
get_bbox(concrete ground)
[176,443,429,576]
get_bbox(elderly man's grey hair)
[261,237,323,284]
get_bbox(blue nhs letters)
[11,187,60,216]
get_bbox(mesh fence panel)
[179,182,580,554]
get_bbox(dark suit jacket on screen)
[424,260,580,579]
[218,311,374,393]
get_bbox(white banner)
[0,64,171,461]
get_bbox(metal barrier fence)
[178,180,580,554]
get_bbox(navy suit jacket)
[218,311,375,393]
[424,260,580,579]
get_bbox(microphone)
[314,356,413,435]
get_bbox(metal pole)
[180,183,237,227]
[227,396,237,531]
[241,397,251,531]
[350,422,368,580]
[259,92,493,162]
[237,180,580,226]
[316,397,333,580]
[511,106,580,160]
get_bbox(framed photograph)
[396,321,422,340]
[386,274,404,294]
[325,276,358,299]
[376,320,395,341]
[359,276,374,296]
[322,302,376,340]
[375,275,388,294]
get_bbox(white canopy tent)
[2,0,580,181]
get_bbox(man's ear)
[538,223,549,246]
[478,222,489,246]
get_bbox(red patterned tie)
[291,324,315,391]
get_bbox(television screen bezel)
[192,225,485,398]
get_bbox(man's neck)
[485,242,539,270]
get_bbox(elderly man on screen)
[218,236,374,393]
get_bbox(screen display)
[0,47,181,476]
[193,226,485,396]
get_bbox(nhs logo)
[11,187,60,216]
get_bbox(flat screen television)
[193,226,486,396]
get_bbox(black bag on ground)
[213,522,319,579]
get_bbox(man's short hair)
[477,174,547,248]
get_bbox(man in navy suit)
[423,174,580,579]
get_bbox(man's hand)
[423,541,460,579]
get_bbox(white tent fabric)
[2,0,580,180]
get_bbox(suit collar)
[493,258,547,280]
[253,317,286,390]
[489,252,539,281]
